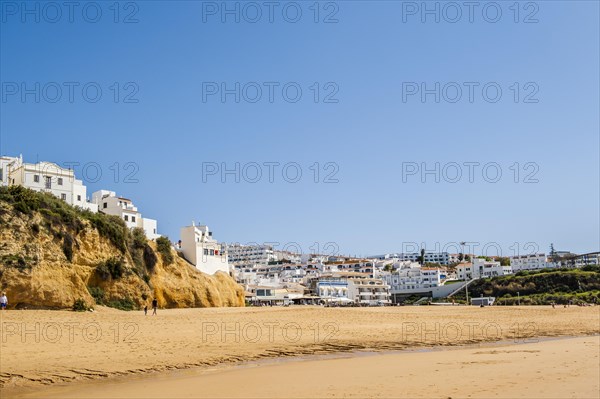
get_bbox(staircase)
[447,279,476,298]
[414,297,430,305]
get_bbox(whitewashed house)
[347,278,391,305]
[0,155,23,186]
[509,253,556,271]
[5,157,97,212]
[180,223,230,275]
[457,258,512,280]
[384,266,442,294]
[92,190,159,239]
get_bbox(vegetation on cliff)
[0,186,244,310]
[452,266,600,305]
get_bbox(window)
[61,194,66,200]
[210,249,215,256]
[131,216,136,222]
[45,176,51,189]
[103,202,107,209]
[153,228,156,233]
[77,195,81,201]
[58,178,63,185]
[0,168,3,181]
[124,215,129,221]
[203,249,208,255]
[33,175,40,183]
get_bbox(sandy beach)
[1,306,599,397]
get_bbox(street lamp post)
[460,242,469,305]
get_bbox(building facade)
[180,223,230,275]
[384,266,442,293]
[457,258,512,280]
[373,252,450,265]
[226,244,276,266]
[92,190,159,239]
[7,158,97,212]
[509,253,554,271]
[347,278,391,305]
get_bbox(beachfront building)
[383,266,442,293]
[347,278,391,306]
[91,190,159,239]
[315,277,351,304]
[180,223,230,275]
[456,258,512,280]
[6,157,98,212]
[247,284,305,305]
[227,244,276,266]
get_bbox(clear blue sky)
[1,1,598,257]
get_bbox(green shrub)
[72,299,88,311]
[88,286,105,305]
[131,227,147,249]
[96,258,125,280]
[106,297,136,311]
[156,236,174,265]
[460,268,600,305]
[1,254,31,271]
[86,213,128,253]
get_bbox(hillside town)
[2,154,599,306]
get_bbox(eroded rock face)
[0,204,244,310]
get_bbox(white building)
[0,155,23,186]
[227,244,276,266]
[509,253,555,271]
[91,190,159,239]
[347,278,391,305]
[5,157,97,212]
[384,266,442,294]
[373,252,450,265]
[273,250,302,264]
[457,258,512,280]
[575,252,600,267]
[180,223,230,275]
[316,278,350,302]
[314,272,390,305]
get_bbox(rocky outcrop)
[0,191,244,309]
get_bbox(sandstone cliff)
[0,186,244,309]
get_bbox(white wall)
[143,218,159,240]
[180,225,230,275]
[8,160,97,212]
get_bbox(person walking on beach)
[152,298,158,315]
[0,292,7,310]
[144,304,148,316]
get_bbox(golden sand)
[1,306,599,397]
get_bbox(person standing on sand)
[152,298,158,315]
[0,292,7,310]
[144,304,148,316]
